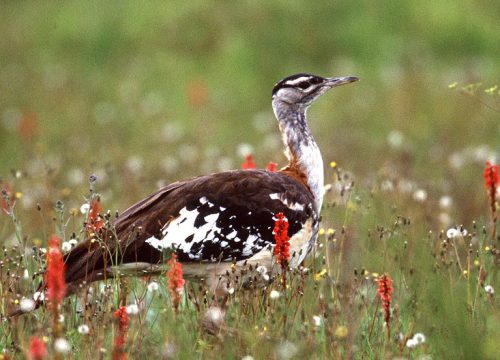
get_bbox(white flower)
[413,189,428,202]
[398,179,414,194]
[67,168,84,186]
[439,196,453,209]
[256,265,267,274]
[484,285,495,294]
[406,332,426,348]
[413,332,426,344]
[20,298,35,312]
[125,156,143,174]
[446,228,459,238]
[126,303,139,315]
[270,290,281,299]
[236,143,254,158]
[54,338,70,353]
[446,227,467,239]
[58,314,65,323]
[23,269,29,280]
[204,306,224,327]
[449,152,465,169]
[242,356,254,360]
[312,315,322,327]
[147,281,159,292]
[406,338,418,348]
[276,340,298,360]
[387,130,404,148]
[33,291,45,301]
[78,324,90,335]
[68,238,78,246]
[61,242,72,252]
[256,265,269,281]
[227,287,235,295]
[80,203,90,214]
[380,179,394,192]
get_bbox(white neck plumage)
[272,100,324,212]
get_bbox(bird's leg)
[207,271,229,308]
[201,271,228,335]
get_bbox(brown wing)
[63,170,316,286]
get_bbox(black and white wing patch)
[129,170,316,263]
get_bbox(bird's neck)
[273,100,324,212]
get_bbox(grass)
[0,1,499,359]
[0,163,498,359]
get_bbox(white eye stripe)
[283,77,313,86]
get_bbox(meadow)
[0,1,499,359]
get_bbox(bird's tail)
[8,226,163,318]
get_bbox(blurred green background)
[1,0,499,227]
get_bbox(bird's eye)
[310,77,323,85]
[298,81,311,89]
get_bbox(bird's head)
[272,73,359,107]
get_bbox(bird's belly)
[288,218,315,267]
[235,217,315,270]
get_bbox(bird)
[21,73,359,312]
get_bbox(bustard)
[25,73,359,309]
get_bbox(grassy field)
[1,1,499,359]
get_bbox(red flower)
[45,235,66,310]
[377,274,393,326]
[17,111,39,141]
[1,184,13,215]
[484,161,499,240]
[167,254,185,311]
[266,162,278,172]
[484,161,499,189]
[29,336,47,360]
[87,199,104,233]
[273,212,290,265]
[112,306,130,360]
[241,154,256,170]
[186,78,209,110]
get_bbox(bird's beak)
[325,76,359,88]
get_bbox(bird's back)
[63,169,318,289]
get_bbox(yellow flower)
[335,325,348,339]
[330,161,337,168]
[319,228,325,235]
[314,269,327,281]
[474,260,480,267]
[15,192,22,199]
[326,228,335,235]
